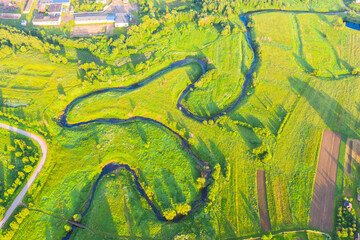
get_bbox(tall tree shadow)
[288,77,359,138]
[161,168,186,203]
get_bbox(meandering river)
[60,12,360,239]
[60,15,255,239]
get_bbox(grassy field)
[0,7,360,240]
[234,11,360,233]
[0,23,261,239]
[182,32,254,118]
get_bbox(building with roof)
[74,14,116,25]
[115,14,128,27]
[0,13,21,19]
[53,0,70,6]
[38,0,70,6]
[48,3,62,15]
[38,3,46,12]
[23,0,35,13]
[32,15,61,25]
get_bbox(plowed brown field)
[309,130,341,232]
[257,169,271,231]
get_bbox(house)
[344,198,353,211]
[38,3,46,13]
[115,14,129,27]
[23,0,35,13]
[32,15,61,25]
[355,233,360,240]
[21,20,27,26]
[38,0,70,6]
[74,14,115,25]
[48,3,62,16]
[0,13,21,19]
[53,0,70,6]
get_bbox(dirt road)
[0,123,47,229]
[309,130,341,232]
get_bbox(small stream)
[60,15,256,239]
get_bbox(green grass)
[232,11,360,233]
[0,128,39,219]
[182,32,254,117]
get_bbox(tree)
[64,224,72,232]
[196,177,205,189]
[163,209,176,220]
[352,68,359,75]
[213,164,221,180]
[73,214,82,223]
[175,203,191,215]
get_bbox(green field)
[0,0,359,238]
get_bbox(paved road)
[0,123,47,229]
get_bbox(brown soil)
[257,169,271,231]
[309,130,341,232]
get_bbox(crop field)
[0,1,360,239]
[309,130,341,232]
[256,170,270,231]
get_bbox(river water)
[61,15,256,239]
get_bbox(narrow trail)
[0,123,47,230]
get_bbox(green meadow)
[0,1,359,239]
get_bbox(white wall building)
[115,14,129,27]
[48,3,63,16]
[74,14,116,25]
[32,15,61,25]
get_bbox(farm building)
[48,3,62,15]
[0,13,21,19]
[38,3,46,12]
[23,0,35,13]
[74,14,115,24]
[115,14,129,27]
[344,198,352,211]
[38,0,70,6]
[32,15,61,25]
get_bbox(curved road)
[0,123,47,230]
